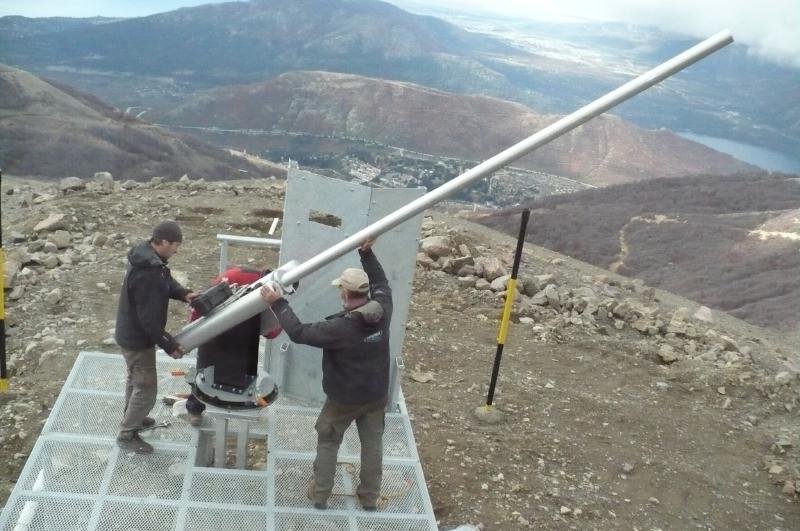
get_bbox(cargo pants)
[310,395,388,507]
[118,347,157,439]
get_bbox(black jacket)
[115,241,190,353]
[271,248,393,405]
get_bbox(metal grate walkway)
[0,352,437,531]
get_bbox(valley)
[0,2,798,527]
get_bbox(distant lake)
[678,132,800,174]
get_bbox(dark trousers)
[119,347,156,439]
[310,395,387,506]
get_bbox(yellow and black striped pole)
[485,208,530,408]
[1,170,7,393]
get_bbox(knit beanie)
[152,220,183,243]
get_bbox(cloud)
[583,0,800,68]
[415,0,800,68]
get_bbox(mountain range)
[1,0,797,162]
[155,70,754,186]
[473,172,800,335]
[0,64,283,181]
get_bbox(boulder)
[490,274,511,292]
[34,213,66,232]
[416,252,435,268]
[189,178,207,191]
[8,285,25,300]
[450,255,474,270]
[45,288,63,306]
[420,236,452,258]
[92,172,115,193]
[41,255,60,269]
[658,344,679,363]
[17,267,39,285]
[519,276,539,297]
[47,230,72,249]
[59,177,86,193]
[718,335,740,353]
[92,233,108,247]
[543,284,560,309]
[457,276,478,288]
[693,306,714,323]
[456,264,475,277]
[530,290,548,306]
[4,257,22,287]
[474,256,507,281]
[475,278,492,291]
[26,240,44,253]
[614,299,655,321]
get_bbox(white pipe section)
[217,234,282,275]
[216,234,282,247]
[174,29,733,351]
[13,470,43,531]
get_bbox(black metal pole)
[486,209,530,406]
[1,169,7,393]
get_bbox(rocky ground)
[1,174,799,530]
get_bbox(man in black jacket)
[260,240,391,511]
[114,220,195,454]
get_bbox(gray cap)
[152,220,183,243]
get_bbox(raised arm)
[359,245,392,318]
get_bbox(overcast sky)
[1,0,797,67]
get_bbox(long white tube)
[13,470,43,531]
[174,29,733,351]
[216,234,281,247]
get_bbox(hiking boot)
[188,413,203,427]
[307,482,327,510]
[116,433,154,454]
[142,416,156,428]
[358,494,377,512]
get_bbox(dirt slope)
[0,176,797,530]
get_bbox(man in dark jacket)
[260,240,391,511]
[114,220,195,454]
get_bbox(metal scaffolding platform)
[0,352,437,531]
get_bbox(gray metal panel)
[269,170,424,410]
[367,187,426,408]
[271,170,372,405]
